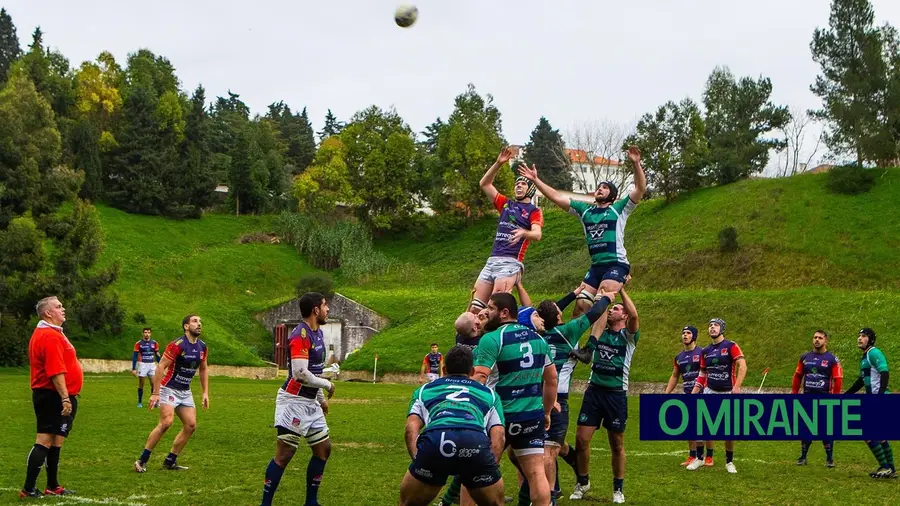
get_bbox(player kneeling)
[399,346,507,506]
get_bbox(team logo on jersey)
[821,360,829,367]
[579,413,588,423]
[684,365,692,372]
[721,348,728,355]
[711,358,720,365]
[811,367,818,374]
[693,355,700,362]
[292,417,301,426]
[301,328,307,337]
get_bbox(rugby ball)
[395,4,418,28]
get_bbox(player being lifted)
[261,292,336,506]
[399,346,507,506]
[469,147,544,314]
[688,318,746,473]
[845,328,896,478]
[131,327,160,408]
[420,343,444,384]
[791,329,842,467]
[569,284,640,504]
[518,146,646,317]
[473,293,558,506]
[134,315,209,473]
[664,326,705,467]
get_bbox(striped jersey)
[474,323,552,422]
[860,347,890,394]
[407,376,505,434]
[160,337,207,391]
[795,351,842,394]
[544,315,591,398]
[490,194,543,262]
[698,339,744,392]
[280,322,327,400]
[134,339,159,363]
[568,196,637,266]
[586,327,640,392]
[674,347,704,394]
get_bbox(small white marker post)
[373,353,378,383]
[757,367,770,393]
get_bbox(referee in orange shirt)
[20,296,83,499]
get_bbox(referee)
[20,296,83,498]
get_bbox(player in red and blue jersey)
[134,315,208,473]
[689,318,746,474]
[131,327,160,408]
[791,329,842,467]
[468,147,543,315]
[420,344,444,383]
[664,326,706,467]
[261,292,336,506]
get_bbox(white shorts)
[136,362,156,378]
[274,390,329,447]
[703,387,732,395]
[425,373,439,383]
[158,386,195,408]
[477,256,523,283]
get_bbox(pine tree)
[0,8,21,85]
[318,108,345,141]
[524,117,572,191]
[293,107,316,171]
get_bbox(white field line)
[2,484,244,505]
[589,447,772,463]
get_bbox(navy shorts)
[505,418,545,456]
[409,429,501,489]
[546,397,569,446]
[577,386,627,433]
[583,262,630,289]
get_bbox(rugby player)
[469,147,543,314]
[400,346,507,506]
[517,146,646,317]
[791,329,842,467]
[688,319,746,474]
[421,344,444,384]
[134,315,209,473]
[260,292,336,506]
[663,326,704,467]
[131,327,160,408]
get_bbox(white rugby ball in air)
[395,4,418,28]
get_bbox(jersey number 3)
[520,342,534,368]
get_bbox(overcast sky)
[5,0,900,172]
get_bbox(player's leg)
[398,470,445,506]
[572,267,601,317]
[470,280,493,315]
[137,375,145,407]
[297,402,331,506]
[601,392,627,503]
[607,431,626,502]
[44,395,77,495]
[465,480,506,506]
[823,439,835,467]
[515,453,550,506]
[261,435,299,506]
[798,439,812,465]
[724,440,737,473]
[135,403,175,472]
[543,444,560,502]
[163,405,196,469]
[438,475,463,506]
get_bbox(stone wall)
[258,293,388,362]
[79,358,278,380]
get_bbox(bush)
[132,312,147,324]
[0,316,27,366]
[718,226,739,253]
[296,272,335,298]
[825,165,876,195]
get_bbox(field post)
[373,353,378,383]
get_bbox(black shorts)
[33,389,77,437]
[504,418,546,456]
[546,397,569,446]
[577,386,627,433]
[583,262,630,289]
[408,429,501,489]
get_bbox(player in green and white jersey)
[400,346,507,506]
[517,147,646,318]
[569,285,639,504]
[473,293,558,506]
[844,328,896,479]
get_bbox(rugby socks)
[824,440,834,461]
[139,449,152,465]
[138,388,143,404]
[800,441,811,459]
[305,456,326,506]
[46,446,61,490]
[164,452,178,467]
[560,445,578,472]
[577,474,590,486]
[726,450,735,464]
[706,448,714,459]
[881,441,895,470]
[441,476,462,504]
[553,465,560,495]
[261,459,285,506]
[613,477,624,493]
[517,479,530,506]
[689,449,697,459]
[24,444,49,492]
[867,440,887,468]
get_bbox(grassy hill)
[71,205,319,366]
[339,169,900,388]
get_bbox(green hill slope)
[340,170,900,387]
[72,205,318,366]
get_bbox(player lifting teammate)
[261,292,337,506]
[664,326,705,467]
[791,329,842,467]
[131,328,160,408]
[518,147,646,317]
[400,346,507,506]
[473,293,558,506]
[469,147,544,314]
[134,315,209,473]
[845,328,896,478]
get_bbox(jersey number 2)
[520,342,534,368]
[446,386,470,402]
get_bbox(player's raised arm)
[479,147,516,202]
[627,146,647,203]
[619,286,639,334]
[517,163,570,212]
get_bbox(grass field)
[1,372,898,505]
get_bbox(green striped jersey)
[860,347,890,394]
[407,376,505,433]
[586,327,640,392]
[568,197,637,266]
[544,315,591,396]
[474,323,552,422]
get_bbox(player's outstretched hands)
[326,381,336,399]
[202,393,209,410]
[569,347,592,364]
[496,146,515,166]
[517,163,538,181]
[627,145,642,164]
[508,228,528,245]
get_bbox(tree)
[255,117,290,211]
[318,108,345,141]
[563,119,634,194]
[170,84,216,217]
[20,27,76,123]
[0,8,21,85]
[293,137,357,216]
[776,106,823,176]
[703,66,790,185]
[434,84,507,222]
[524,117,572,191]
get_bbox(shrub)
[718,226,739,253]
[0,316,27,366]
[825,165,876,195]
[132,312,147,324]
[296,272,335,299]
